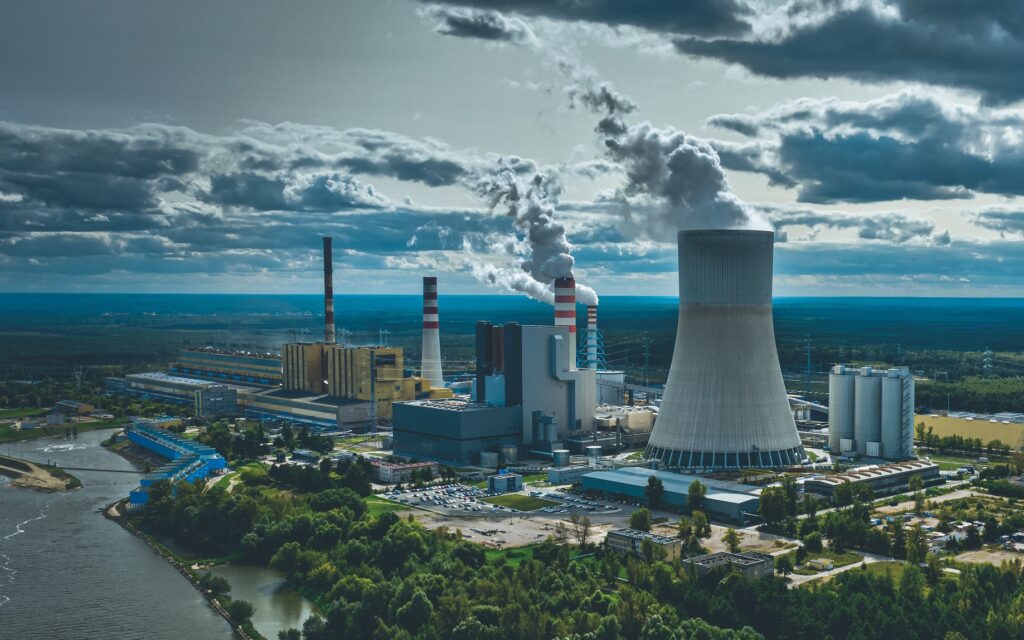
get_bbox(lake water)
[0,430,314,639]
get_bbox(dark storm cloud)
[204,173,389,211]
[675,0,1024,104]
[759,204,943,244]
[425,6,536,43]
[971,209,1024,237]
[418,0,753,37]
[707,91,1024,203]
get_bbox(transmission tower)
[804,336,812,396]
[983,347,994,378]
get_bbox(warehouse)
[581,467,761,524]
[803,460,941,501]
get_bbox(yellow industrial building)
[282,342,451,420]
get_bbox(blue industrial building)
[127,420,227,509]
[581,467,761,524]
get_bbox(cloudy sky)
[2,0,1023,297]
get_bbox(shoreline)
[0,454,80,492]
[104,500,258,640]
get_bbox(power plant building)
[645,229,805,469]
[829,365,915,460]
[170,348,282,386]
[392,321,595,465]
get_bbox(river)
[0,430,313,640]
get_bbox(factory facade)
[804,460,940,500]
[126,419,226,508]
[170,348,282,386]
[581,466,761,524]
[391,321,595,466]
[829,365,915,460]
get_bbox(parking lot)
[384,483,626,518]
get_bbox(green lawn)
[365,495,411,516]
[0,407,48,419]
[0,419,126,444]
[485,545,537,567]
[482,494,559,511]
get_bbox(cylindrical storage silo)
[828,366,855,453]
[854,369,882,456]
[903,375,915,458]
[881,371,904,460]
[480,451,499,468]
[585,445,602,459]
[552,449,570,467]
[500,444,518,464]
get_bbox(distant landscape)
[1,293,1022,413]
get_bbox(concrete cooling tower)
[645,229,805,469]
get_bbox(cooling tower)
[421,276,444,389]
[645,229,805,469]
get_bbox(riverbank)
[0,417,128,444]
[0,454,80,491]
[105,500,264,640]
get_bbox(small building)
[291,449,322,464]
[807,558,834,571]
[370,459,439,483]
[547,465,593,485]
[682,551,774,579]
[54,400,94,415]
[488,473,523,494]
[803,460,941,501]
[194,384,238,419]
[46,411,65,425]
[606,528,682,562]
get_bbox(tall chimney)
[323,236,335,344]
[421,276,444,389]
[554,277,576,367]
[586,305,598,369]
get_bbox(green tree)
[776,554,793,576]
[691,511,711,538]
[645,476,665,510]
[802,531,823,553]
[906,524,929,565]
[759,485,788,525]
[687,480,706,512]
[723,528,741,553]
[630,508,652,532]
[396,589,434,632]
[225,599,254,625]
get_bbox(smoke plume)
[471,162,599,305]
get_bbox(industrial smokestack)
[645,230,805,469]
[585,305,598,369]
[323,237,335,344]
[554,277,576,367]
[421,276,444,389]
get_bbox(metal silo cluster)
[828,365,914,460]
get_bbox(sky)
[2,0,1024,297]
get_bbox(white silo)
[828,365,855,454]
[854,367,882,457]
[881,368,914,460]
[645,229,805,469]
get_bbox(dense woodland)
[136,460,1024,640]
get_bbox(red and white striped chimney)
[323,236,335,344]
[421,276,444,389]
[586,305,598,369]
[554,277,576,367]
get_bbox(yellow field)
[916,414,1024,449]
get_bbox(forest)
[135,461,1024,640]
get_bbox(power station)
[645,229,805,469]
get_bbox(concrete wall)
[392,402,522,465]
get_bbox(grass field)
[0,418,126,444]
[0,407,47,420]
[917,414,1024,450]
[482,494,559,511]
[365,495,412,516]
[485,545,537,567]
